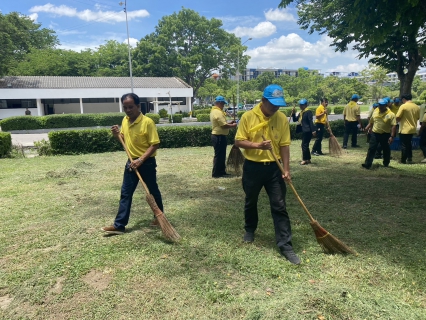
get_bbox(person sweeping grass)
[101,93,179,241]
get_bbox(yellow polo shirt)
[120,113,160,159]
[315,105,327,124]
[235,103,290,162]
[343,101,360,121]
[370,108,396,134]
[210,107,229,135]
[396,102,420,134]
[390,103,400,115]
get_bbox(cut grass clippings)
[0,138,425,319]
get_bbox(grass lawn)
[1,138,425,319]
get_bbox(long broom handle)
[118,134,150,195]
[261,135,315,222]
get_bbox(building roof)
[0,76,191,89]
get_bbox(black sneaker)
[317,152,325,155]
[243,232,254,243]
[312,151,320,156]
[342,145,347,149]
[280,248,301,265]
[361,164,371,169]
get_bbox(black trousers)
[312,123,324,153]
[420,130,426,158]
[302,132,313,161]
[242,160,293,250]
[399,133,413,162]
[211,134,227,177]
[343,121,359,147]
[364,132,391,167]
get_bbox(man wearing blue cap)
[210,96,237,178]
[390,98,401,115]
[235,84,300,265]
[362,99,397,169]
[292,99,317,164]
[343,94,363,148]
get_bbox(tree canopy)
[132,7,249,100]
[278,0,426,95]
[0,12,58,76]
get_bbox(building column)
[79,98,84,114]
[187,97,192,117]
[119,98,123,112]
[36,99,44,116]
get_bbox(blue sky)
[1,0,369,74]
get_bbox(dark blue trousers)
[114,158,163,231]
[242,160,293,250]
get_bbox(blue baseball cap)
[373,103,379,108]
[378,99,387,105]
[263,84,287,106]
[394,98,401,103]
[299,99,308,105]
[351,94,361,100]
[215,96,228,104]
[383,97,390,103]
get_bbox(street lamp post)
[119,0,134,93]
[237,38,252,110]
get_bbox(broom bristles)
[146,194,181,242]
[310,220,356,255]
[329,135,343,157]
[227,145,245,176]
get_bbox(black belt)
[246,159,275,165]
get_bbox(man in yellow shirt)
[390,97,401,115]
[343,94,363,148]
[362,99,397,169]
[235,84,300,265]
[102,93,163,235]
[311,98,328,156]
[396,93,420,164]
[210,96,237,178]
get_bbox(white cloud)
[246,33,368,71]
[29,3,149,24]
[229,21,277,39]
[326,63,367,73]
[125,37,139,47]
[28,13,38,22]
[264,8,296,22]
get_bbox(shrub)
[34,139,52,156]
[159,108,168,118]
[192,108,212,116]
[169,114,183,123]
[0,132,12,157]
[196,114,210,122]
[333,106,345,114]
[49,129,122,155]
[0,112,159,131]
[280,108,294,117]
[237,111,246,119]
[182,111,190,117]
[145,113,160,124]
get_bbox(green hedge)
[169,114,183,123]
[333,106,345,114]
[0,132,12,157]
[192,108,212,116]
[196,114,210,122]
[47,120,368,155]
[0,113,160,131]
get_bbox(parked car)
[357,101,364,105]
[244,104,254,110]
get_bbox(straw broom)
[326,117,343,157]
[118,135,181,242]
[262,135,356,255]
[226,94,244,175]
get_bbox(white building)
[0,76,193,120]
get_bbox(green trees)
[0,12,58,76]
[278,0,426,95]
[132,8,248,101]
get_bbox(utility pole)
[237,38,252,110]
[119,1,134,92]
